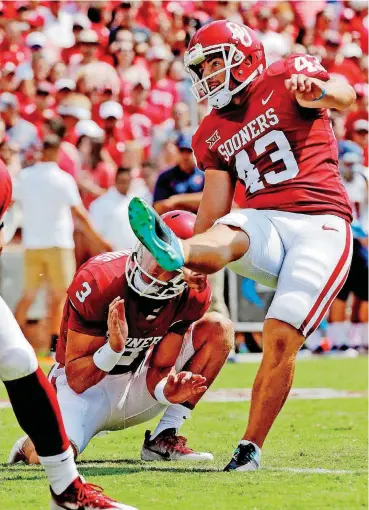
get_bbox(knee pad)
[0,344,38,381]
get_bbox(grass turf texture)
[0,357,367,509]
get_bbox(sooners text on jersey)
[56,251,211,374]
[192,54,352,223]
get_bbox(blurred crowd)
[0,0,367,356]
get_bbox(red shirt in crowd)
[80,162,116,209]
[147,78,179,125]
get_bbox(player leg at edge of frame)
[1,302,136,510]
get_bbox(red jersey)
[0,160,12,220]
[192,54,352,223]
[56,251,211,374]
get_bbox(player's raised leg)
[142,312,234,461]
[128,197,250,274]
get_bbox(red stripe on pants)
[300,222,351,335]
[305,265,351,338]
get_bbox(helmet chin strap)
[209,66,263,109]
[209,89,233,109]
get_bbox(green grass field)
[0,357,367,510]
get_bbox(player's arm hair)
[65,329,107,394]
[146,331,186,396]
[296,77,356,110]
[194,169,235,235]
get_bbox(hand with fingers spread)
[107,297,128,353]
[285,74,326,102]
[163,369,208,404]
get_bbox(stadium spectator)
[99,100,128,167]
[74,120,115,267]
[68,29,100,79]
[327,148,368,352]
[54,79,76,104]
[75,120,115,209]
[11,134,111,354]
[153,133,203,215]
[57,93,92,144]
[151,101,192,160]
[42,117,81,180]
[89,166,136,251]
[147,45,178,125]
[0,92,39,166]
[350,119,369,166]
[0,138,21,178]
[140,159,159,204]
[22,81,55,137]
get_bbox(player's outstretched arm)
[285,74,356,110]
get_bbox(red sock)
[4,367,70,456]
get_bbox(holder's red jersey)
[192,54,352,223]
[56,251,211,374]
[0,160,12,221]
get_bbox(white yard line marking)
[203,388,367,403]
[0,388,366,410]
[265,467,367,474]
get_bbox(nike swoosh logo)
[262,91,274,105]
[322,224,339,232]
[145,447,171,460]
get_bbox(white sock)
[150,404,191,440]
[239,440,261,458]
[326,322,349,347]
[305,329,322,350]
[38,446,79,495]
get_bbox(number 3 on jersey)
[235,130,299,193]
[76,282,92,303]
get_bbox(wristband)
[154,377,172,405]
[313,89,326,102]
[93,342,125,372]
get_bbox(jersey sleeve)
[67,267,107,337]
[284,53,330,82]
[192,124,229,172]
